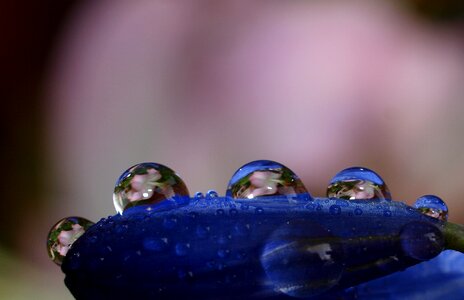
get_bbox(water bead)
[261,219,344,298]
[327,167,391,200]
[194,192,204,200]
[414,195,448,221]
[400,221,444,260]
[113,162,190,214]
[47,216,94,265]
[206,190,219,198]
[226,160,309,200]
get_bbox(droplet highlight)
[327,167,391,200]
[113,162,190,214]
[226,160,309,200]
[47,216,94,265]
[414,195,448,221]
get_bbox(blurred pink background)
[2,1,464,299]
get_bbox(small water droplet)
[163,216,178,229]
[194,192,204,199]
[329,205,341,215]
[216,209,225,215]
[113,162,190,214]
[175,243,190,256]
[217,248,231,258]
[188,212,198,220]
[88,235,98,243]
[206,190,219,199]
[233,223,250,237]
[383,210,392,217]
[196,225,210,239]
[229,208,238,217]
[143,238,167,251]
[236,251,247,260]
[175,269,185,279]
[255,207,264,214]
[304,203,314,211]
[216,234,229,245]
[47,217,94,265]
[226,160,310,200]
[327,167,391,200]
[354,208,363,215]
[414,195,448,221]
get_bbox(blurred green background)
[1,1,464,299]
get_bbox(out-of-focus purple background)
[2,1,464,299]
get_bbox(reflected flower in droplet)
[414,195,448,221]
[57,223,85,256]
[246,171,281,198]
[226,160,309,200]
[113,162,189,214]
[327,167,391,200]
[47,216,94,265]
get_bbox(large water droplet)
[414,195,448,221]
[47,217,94,265]
[261,219,344,298]
[327,167,391,200]
[113,162,190,214]
[400,221,444,260]
[226,160,309,200]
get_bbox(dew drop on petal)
[261,219,344,298]
[194,192,204,200]
[400,221,444,260]
[226,160,309,200]
[206,190,219,199]
[47,217,94,265]
[414,195,448,221]
[113,162,190,214]
[327,167,391,200]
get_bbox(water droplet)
[175,243,190,256]
[113,162,190,214]
[400,221,444,260]
[188,212,198,220]
[329,205,341,215]
[217,248,230,258]
[143,238,167,251]
[414,195,448,221]
[226,160,309,200]
[177,269,187,279]
[162,216,178,229]
[206,190,219,199]
[196,225,210,239]
[354,208,363,215]
[261,219,344,298]
[229,208,238,217]
[47,217,94,265]
[193,192,204,201]
[216,209,225,216]
[216,234,229,245]
[233,223,250,237]
[255,207,264,214]
[327,167,391,200]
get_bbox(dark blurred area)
[1,0,78,250]
[1,1,463,299]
